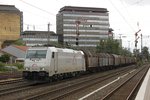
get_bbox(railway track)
[0,71,22,80]
[19,65,137,100]
[0,65,143,100]
[0,78,23,85]
[101,65,149,100]
[0,79,37,97]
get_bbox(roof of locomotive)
[27,46,48,50]
[27,46,84,54]
[50,47,84,54]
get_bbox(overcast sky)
[1,0,150,51]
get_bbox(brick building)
[0,5,23,48]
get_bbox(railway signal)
[135,29,141,58]
[75,20,81,46]
[135,36,140,47]
[135,29,141,48]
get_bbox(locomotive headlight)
[40,67,45,71]
[25,67,29,71]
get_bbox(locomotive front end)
[23,47,49,80]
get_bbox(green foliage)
[141,46,149,60]
[120,48,132,56]
[0,62,5,67]
[44,41,64,48]
[2,40,15,48]
[0,54,10,63]
[0,62,9,72]
[0,62,24,72]
[99,39,119,54]
[13,39,25,46]
[96,38,132,56]
[2,39,25,48]
[133,46,150,63]
[13,63,24,69]
[0,66,8,72]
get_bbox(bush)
[0,62,9,71]
[13,63,24,70]
[0,62,24,72]
[0,62,5,67]
[0,54,10,63]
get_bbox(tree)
[0,54,10,63]
[141,46,149,61]
[2,40,15,48]
[121,48,132,56]
[96,38,132,56]
[133,49,141,61]
[96,39,120,54]
[13,39,25,46]
[2,39,25,48]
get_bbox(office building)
[57,6,110,48]
[21,31,58,46]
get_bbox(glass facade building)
[57,6,110,48]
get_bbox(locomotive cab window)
[26,50,47,58]
[52,52,55,58]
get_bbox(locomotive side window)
[52,52,55,58]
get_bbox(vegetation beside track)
[0,62,23,72]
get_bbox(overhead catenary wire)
[19,0,56,16]
[23,9,50,19]
[108,0,136,33]
[23,23,54,31]
[18,0,57,31]
[119,0,137,24]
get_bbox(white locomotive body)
[23,47,86,80]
